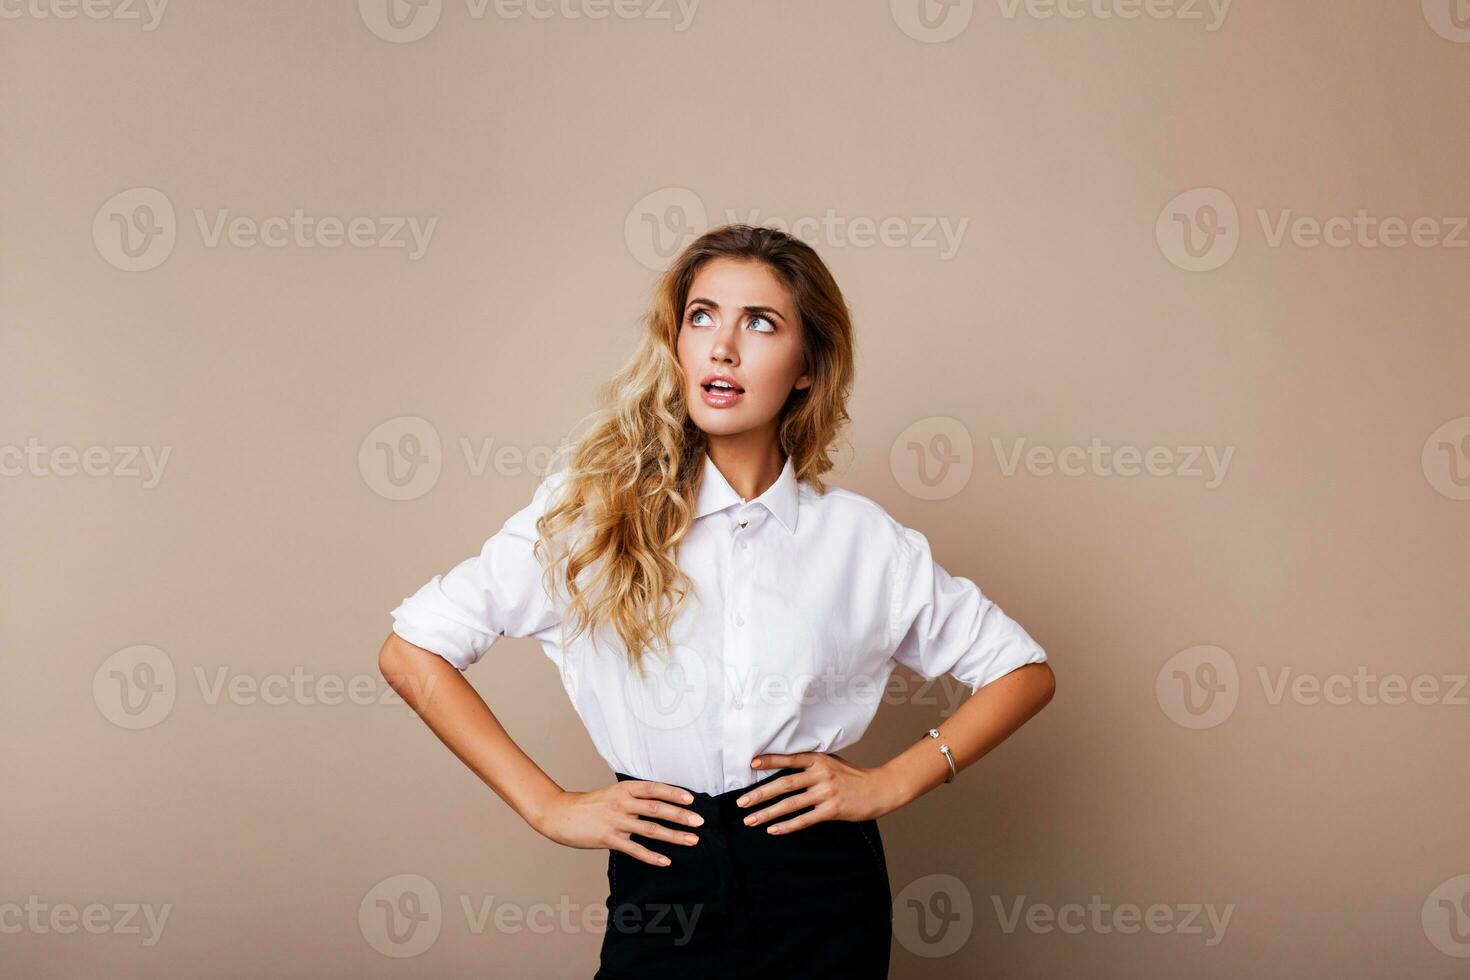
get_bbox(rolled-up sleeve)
[389,469,568,671]
[887,524,1047,694]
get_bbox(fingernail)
[685,834,698,844]
[682,794,694,803]
[735,796,749,807]
[659,856,671,866]
[751,759,762,768]
[767,825,781,834]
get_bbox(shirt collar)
[693,451,799,535]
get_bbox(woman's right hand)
[533,780,705,866]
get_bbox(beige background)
[4,1,1469,977]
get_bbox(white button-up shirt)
[389,451,1048,795]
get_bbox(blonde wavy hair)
[532,224,856,679]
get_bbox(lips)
[700,372,745,394]
[699,375,745,408]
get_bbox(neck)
[704,431,786,502]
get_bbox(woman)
[379,224,1057,978]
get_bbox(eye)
[689,308,713,327]
[748,315,776,333]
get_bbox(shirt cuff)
[389,609,498,672]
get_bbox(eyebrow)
[686,297,789,325]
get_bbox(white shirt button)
[740,540,749,550]
[735,614,744,626]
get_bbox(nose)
[709,320,740,365]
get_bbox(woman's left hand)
[735,752,904,833]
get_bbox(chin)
[689,411,746,436]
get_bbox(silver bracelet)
[924,727,956,783]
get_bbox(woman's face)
[676,257,811,440]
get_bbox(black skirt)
[595,766,892,979]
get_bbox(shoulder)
[798,479,920,561]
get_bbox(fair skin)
[378,256,1055,868]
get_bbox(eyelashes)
[688,307,776,333]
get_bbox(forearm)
[878,661,1056,812]
[378,632,564,830]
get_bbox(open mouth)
[702,382,745,394]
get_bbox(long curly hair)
[531,224,857,680]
